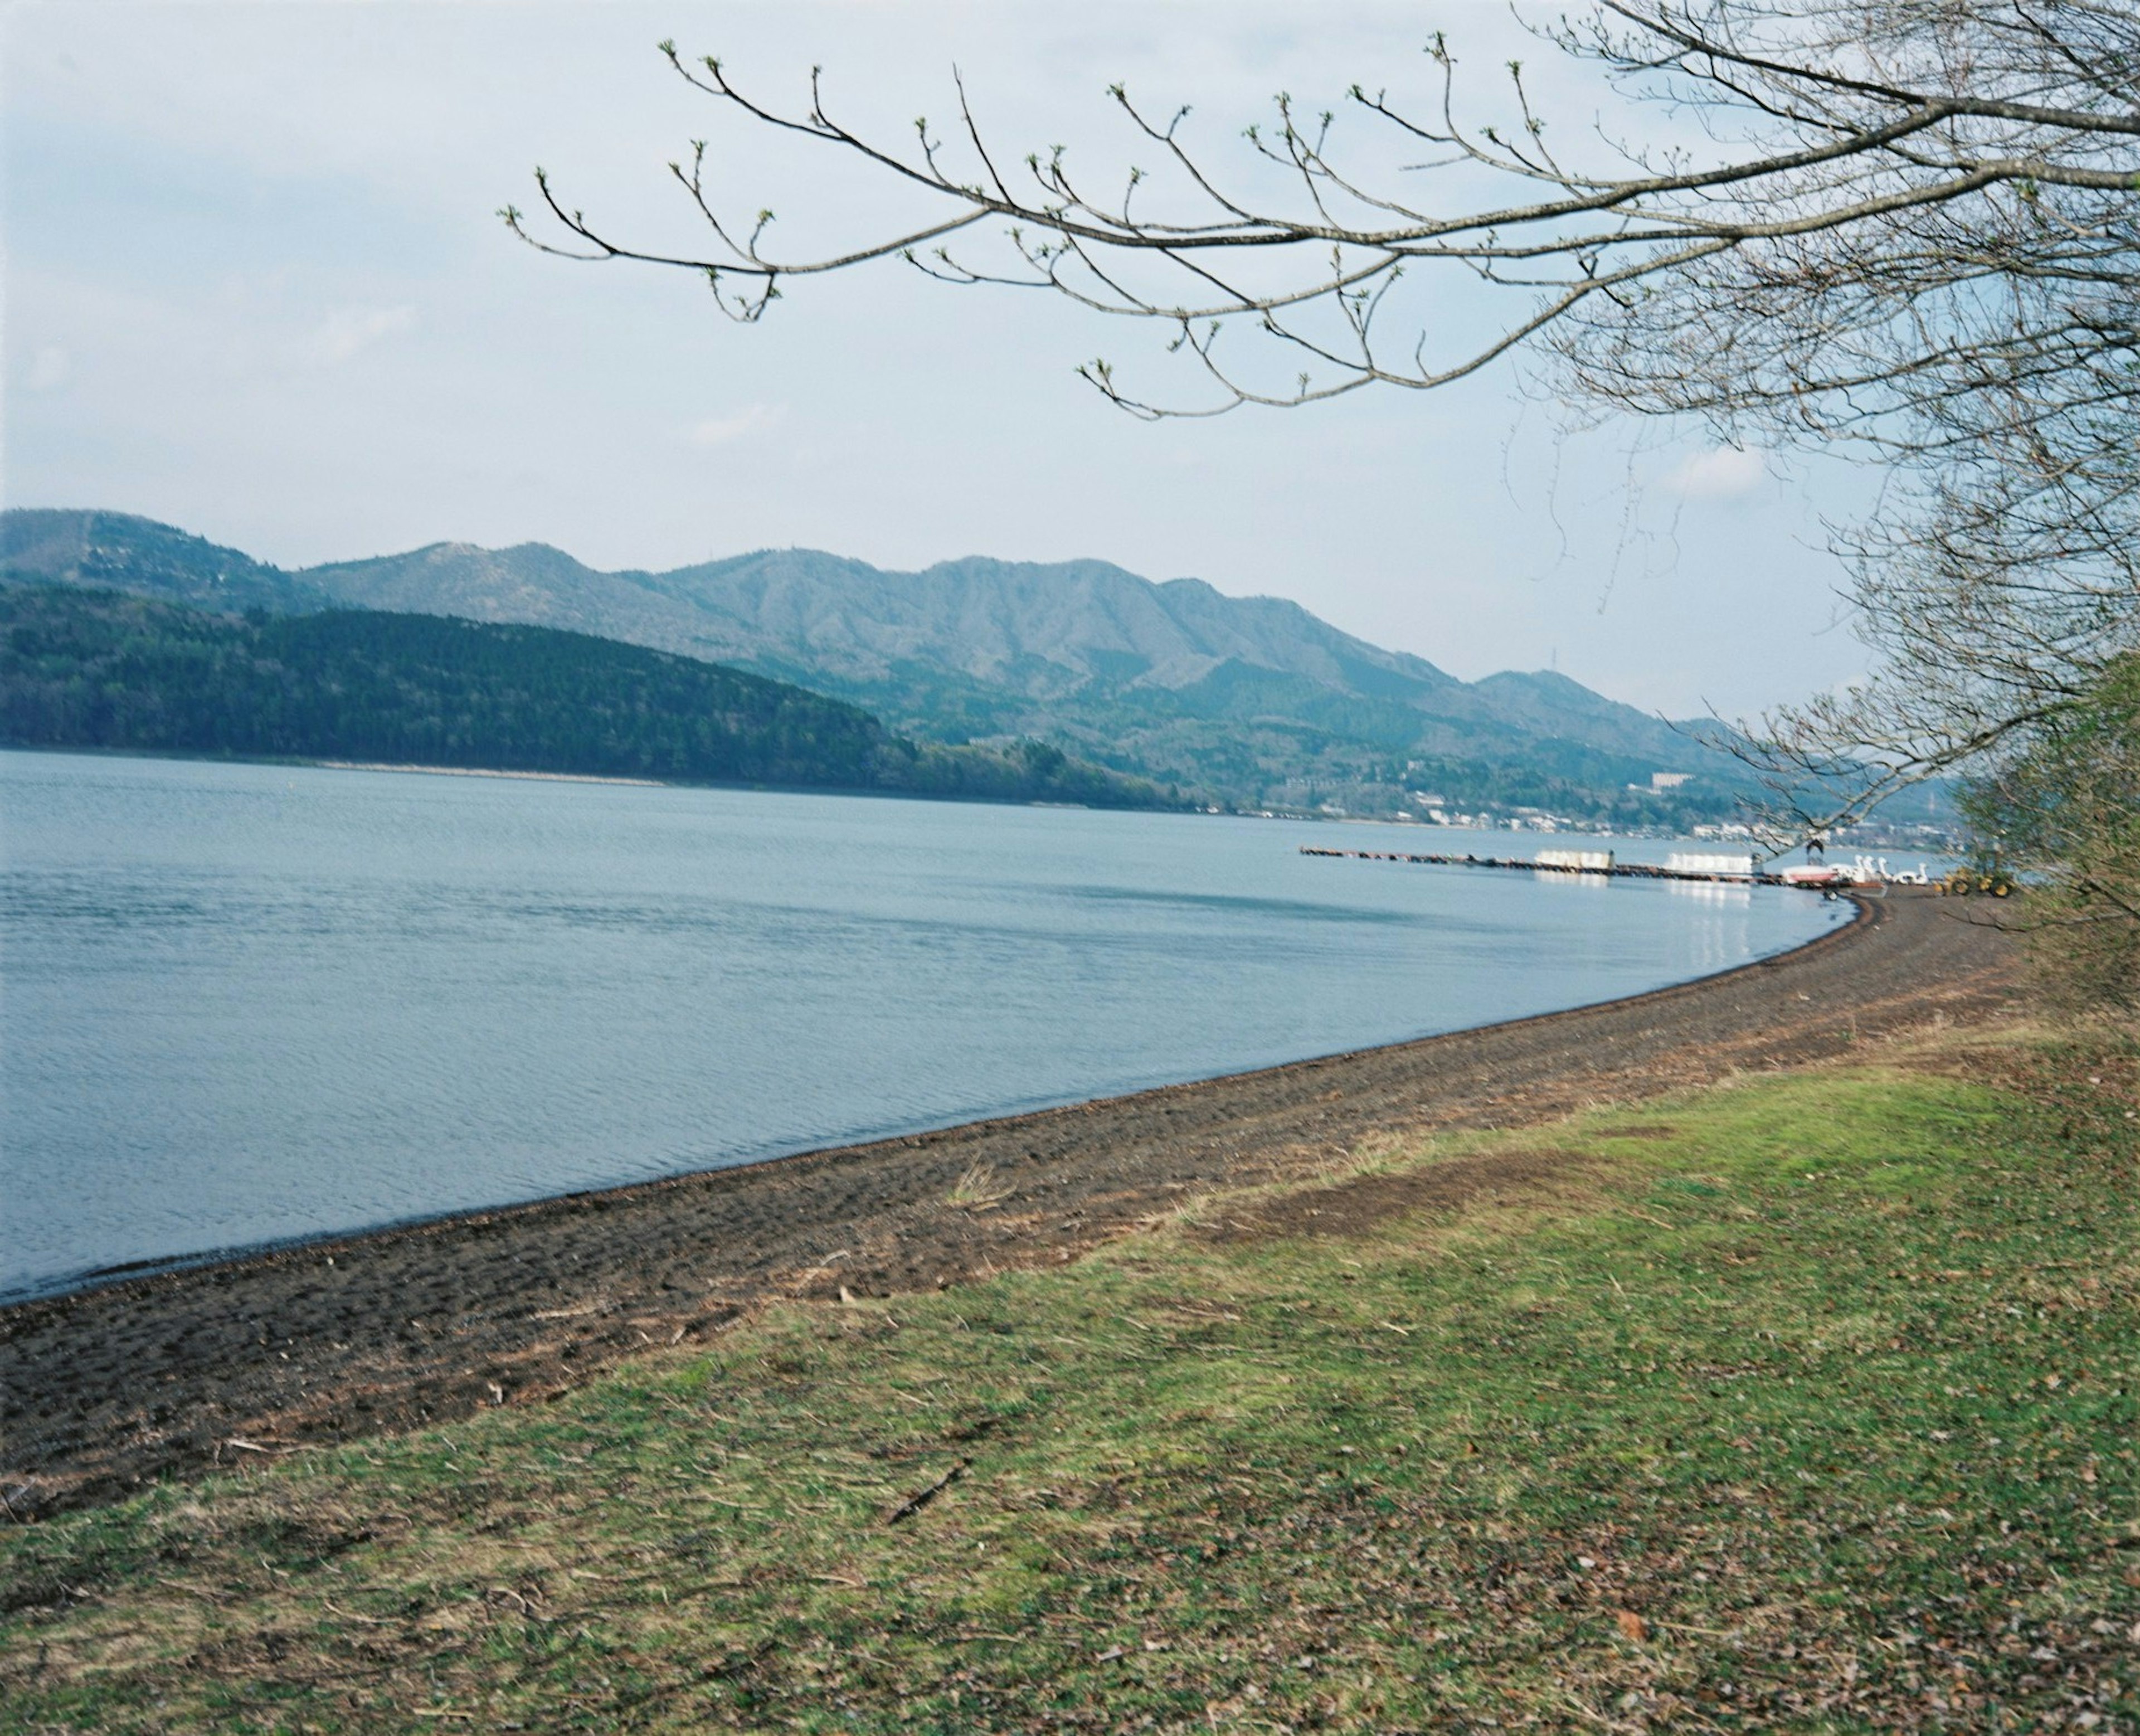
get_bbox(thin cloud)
[25,345,70,392]
[1668,445,1767,500]
[688,404,782,445]
[310,305,416,366]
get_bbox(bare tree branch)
[508,1,2140,849]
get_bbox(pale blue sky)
[4,1,1880,717]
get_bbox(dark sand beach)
[0,888,2020,1518]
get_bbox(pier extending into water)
[1300,844,1803,887]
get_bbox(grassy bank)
[3,1032,2134,1732]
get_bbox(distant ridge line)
[0,505,1758,822]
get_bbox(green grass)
[3,1033,2136,1732]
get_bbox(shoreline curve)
[0,889,2019,1517]
[11,888,1862,1311]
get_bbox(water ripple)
[0,752,1846,1299]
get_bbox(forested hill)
[0,508,331,615]
[2,508,1758,821]
[0,585,1179,808]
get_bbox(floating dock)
[1298,845,1808,888]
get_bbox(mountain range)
[1,508,1755,820]
[0,583,1171,808]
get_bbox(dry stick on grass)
[884,1458,970,1525]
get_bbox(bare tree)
[1966,653,2140,1010]
[1727,364,2140,832]
[503,0,2140,825]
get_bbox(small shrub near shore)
[2,1032,2134,1732]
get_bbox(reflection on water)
[1,752,1848,1299]
[1666,879,1758,976]
[1666,880,1756,905]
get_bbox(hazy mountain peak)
[0,508,1757,817]
[0,508,327,614]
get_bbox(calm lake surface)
[0,751,1847,1300]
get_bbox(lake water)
[0,751,1847,1300]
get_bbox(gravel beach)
[0,887,2020,1518]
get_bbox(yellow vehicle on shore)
[1939,864,2014,897]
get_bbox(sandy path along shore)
[0,887,2020,1518]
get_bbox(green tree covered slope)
[0,585,1176,808]
[2,509,1757,820]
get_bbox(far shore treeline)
[0,583,1181,809]
[0,507,1794,827]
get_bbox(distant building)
[1650,771,1692,791]
[1667,850,1755,879]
